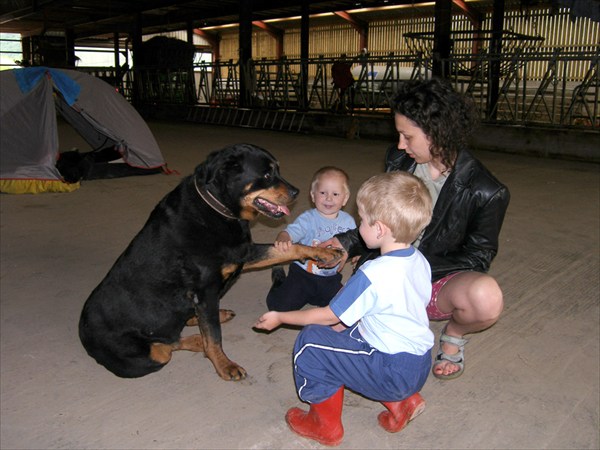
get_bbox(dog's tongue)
[278,205,290,216]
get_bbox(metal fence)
[82,49,599,130]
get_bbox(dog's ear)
[194,160,210,184]
[195,148,242,187]
[194,150,223,185]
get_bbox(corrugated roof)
[1,0,538,40]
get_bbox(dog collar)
[194,177,238,220]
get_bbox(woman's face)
[394,113,433,164]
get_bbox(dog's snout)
[287,183,299,199]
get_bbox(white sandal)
[432,325,468,380]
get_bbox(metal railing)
[449,50,599,128]
[81,49,599,130]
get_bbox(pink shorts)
[426,272,463,321]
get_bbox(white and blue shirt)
[330,247,434,355]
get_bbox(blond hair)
[310,166,350,196]
[356,172,432,244]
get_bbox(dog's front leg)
[193,292,247,381]
[242,243,344,271]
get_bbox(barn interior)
[1,1,599,449]
[3,1,598,158]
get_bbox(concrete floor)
[1,120,598,449]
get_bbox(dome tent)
[0,67,166,194]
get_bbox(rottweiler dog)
[79,143,343,380]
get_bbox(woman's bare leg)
[433,272,504,377]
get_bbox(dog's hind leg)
[176,334,205,352]
[149,335,205,364]
[186,309,236,327]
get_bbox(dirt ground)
[1,120,598,449]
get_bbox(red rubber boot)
[285,386,344,446]
[378,392,426,433]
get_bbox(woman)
[327,78,510,380]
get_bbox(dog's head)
[194,143,299,221]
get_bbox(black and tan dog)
[79,143,342,380]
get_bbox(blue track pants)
[293,324,431,404]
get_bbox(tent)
[0,67,166,194]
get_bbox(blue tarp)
[14,67,81,106]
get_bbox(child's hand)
[254,311,281,331]
[274,240,293,252]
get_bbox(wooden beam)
[193,29,221,60]
[334,10,368,51]
[452,0,483,26]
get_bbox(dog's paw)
[218,362,247,381]
[313,246,345,265]
[219,309,236,323]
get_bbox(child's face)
[310,173,349,219]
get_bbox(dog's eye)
[263,173,272,181]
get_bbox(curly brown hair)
[391,78,478,170]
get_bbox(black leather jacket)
[337,145,510,281]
